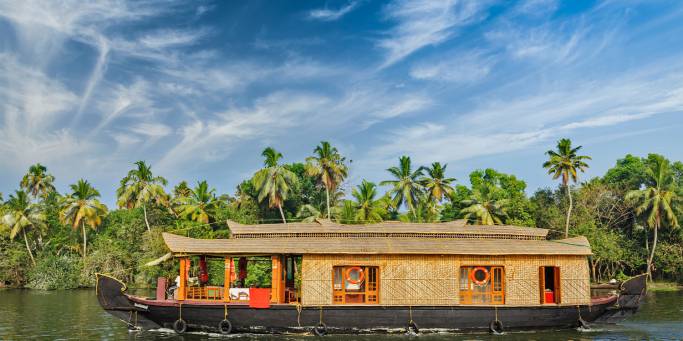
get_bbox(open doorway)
[539,266,561,304]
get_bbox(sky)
[1,0,682,207]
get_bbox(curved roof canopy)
[162,220,589,257]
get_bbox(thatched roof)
[162,233,591,256]
[227,219,549,240]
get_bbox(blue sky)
[1,0,682,206]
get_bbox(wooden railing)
[186,286,224,301]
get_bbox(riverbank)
[649,281,683,292]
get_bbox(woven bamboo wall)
[301,254,590,306]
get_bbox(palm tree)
[543,138,591,238]
[305,141,348,219]
[1,190,46,265]
[117,161,169,231]
[173,181,192,199]
[296,204,323,222]
[20,163,56,199]
[380,156,424,215]
[336,200,357,224]
[625,156,680,280]
[421,162,456,203]
[461,185,508,225]
[352,180,384,223]
[59,180,108,258]
[176,181,219,224]
[252,147,299,223]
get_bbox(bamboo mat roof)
[162,233,591,256]
[227,219,549,240]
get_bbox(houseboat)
[96,219,646,335]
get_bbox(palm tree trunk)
[564,183,573,238]
[325,186,331,220]
[82,220,87,258]
[278,203,287,224]
[23,229,36,266]
[143,204,151,231]
[647,219,659,282]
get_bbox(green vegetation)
[1,140,682,289]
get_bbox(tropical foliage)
[543,138,591,237]
[305,141,348,219]
[59,179,108,258]
[20,163,56,199]
[117,161,169,231]
[625,155,680,280]
[380,156,424,215]
[174,181,220,224]
[1,141,682,289]
[252,147,299,223]
[0,190,45,265]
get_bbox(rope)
[296,303,303,327]
[576,305,581,320]
[134,310,138,328]
[179,303,183,320]
[319,306,324,325]
[409,305,414,324]
[224,304,228,320]
[495,306,499,322]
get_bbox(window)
[459,266,505,304]
[332,266,379,304]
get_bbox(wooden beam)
[271,255,283,303]
[178,258,189,301]
[223,257,231,302]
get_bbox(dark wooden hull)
[96,274,647,334]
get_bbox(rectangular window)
[459,266,505,305]
[332,266,379,304]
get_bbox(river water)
[0,289,681,340]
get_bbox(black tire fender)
[489,319,503,334]
[218,319,232,334]
[173,319,187,334]
[313,322,327,336]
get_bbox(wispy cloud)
[378,0,492,68]
[157,91,331,169]
[487,24,585,63]
[308,1,359,21]
[363,64,683,168]
[513,0,559,17]
[410,50,496,83]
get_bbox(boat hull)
[96,273,646,334]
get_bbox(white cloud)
[137,28,209,50]
[157,91,331,169]
[129,122,172,138]
[514,0,559,17]
[362,64,683,169]
[0,54,79,133]
[308,1,359,21]
[378,0,492,68]
[486,22,586,64]
[410,51,495,83]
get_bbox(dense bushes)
[27,254,81,290]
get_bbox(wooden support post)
[223,257,231,302]
[178,258,188,301]
[271,255,283,303]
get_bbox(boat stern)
[593,274,648,324]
